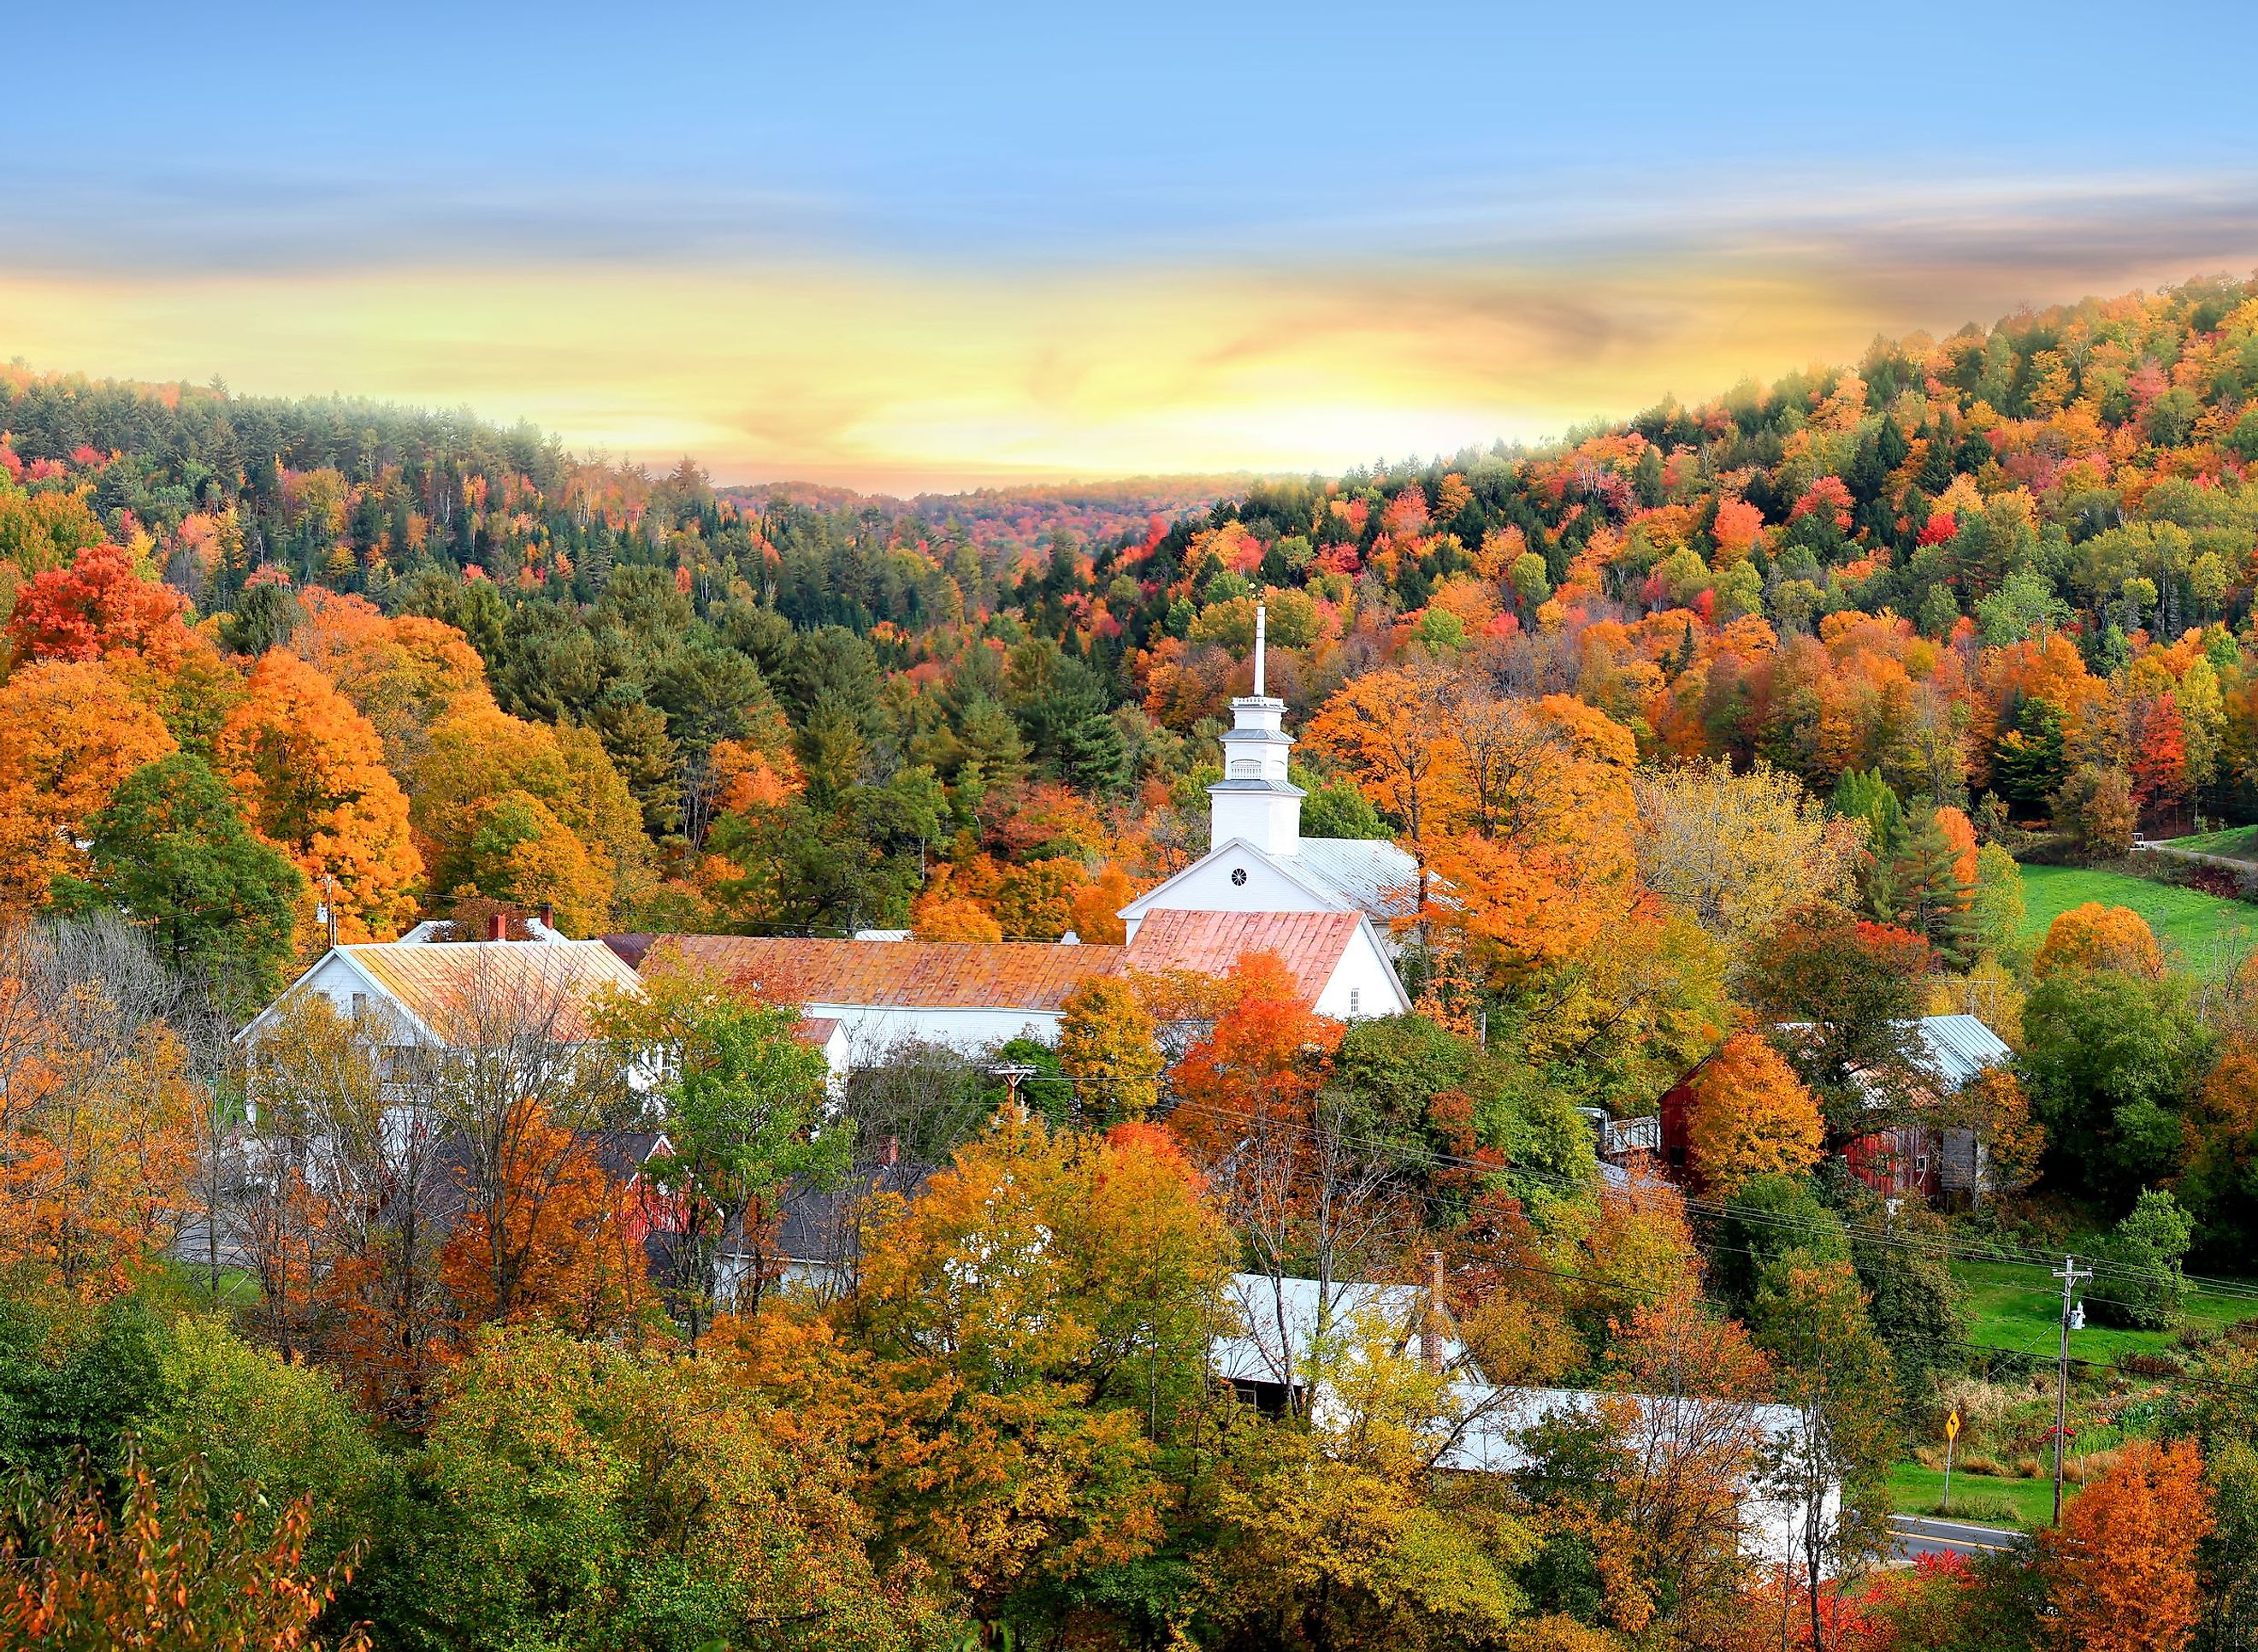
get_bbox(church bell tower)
[1208,605,1304,856]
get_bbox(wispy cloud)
[6,169,2257,490]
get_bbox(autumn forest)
[10,276,2258,1652]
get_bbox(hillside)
[8,280,2258,1651]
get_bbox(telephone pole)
[2052,1254,2091,1525]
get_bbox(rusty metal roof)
[641,910,1376,1016]
[1121,908,1362,1005]
[645,935,1130,1012]
[342,939,644,1042]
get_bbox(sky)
[7,1,2258,492]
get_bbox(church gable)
[1117,840,1347,935]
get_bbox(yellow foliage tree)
[1633,758,1861,945]
[411,697,653,928]
[1057,974,1163,1122]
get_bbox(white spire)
[1209,603,1302,855]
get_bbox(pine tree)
[1890,807,1977,967]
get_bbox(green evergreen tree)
[1890,807,1977,966]
[1990,698,2066,810]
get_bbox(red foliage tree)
[2130,692,2190,806]
[5,542,188,666]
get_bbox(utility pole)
[990,1062,1037,1123]
[2053,1254,2091,1525]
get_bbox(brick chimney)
[878,1134,900,1167]
[487,912,507,941]
[537,900,556,933]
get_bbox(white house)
[239,926,647,1065]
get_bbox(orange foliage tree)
[1306,663,1457,914]
[437,1101,650,1339]
[214,651,423,942]
[2042,1439,2213,1652]
[0,926,196,1296]
[2033,900,2166,980]
[0,661,176,910]
[1423,693,1640,988]
[289,587,487,764]
[1,1449,369,1651]
[1167,950,1344,1165]
[1685,1033,1825,1195]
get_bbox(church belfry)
[1208,604,1304,856]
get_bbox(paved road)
[2135,841,2253,876]
[1889,1514,2028,1562]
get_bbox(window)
[1231,867,1248,887]
[1349,988,1362,1014]
[350,991,369,1020]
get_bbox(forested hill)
[717,476,1249,572]
[5,275,2258,1022]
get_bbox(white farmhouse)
[238,916,646,1070]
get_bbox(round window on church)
[1232,868,1248,886]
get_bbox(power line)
[1156,1094,2256,1306]
[867,1059,2258,1316]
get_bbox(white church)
[247,610,1418,1077]
[1119,609,1421,942]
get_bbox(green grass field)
[1884,1262,2258,1522]
[2156,824,2258,862]
[1889,1461,2061,1526]
[2017,862,2258,976]
[1954,1260,2254,1363]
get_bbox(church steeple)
[1209,604,1304,856]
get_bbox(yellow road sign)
[1946,1409,1960,1442]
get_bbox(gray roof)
[1433,1382,1813,1475]
[1288,837,1422,918]
[1209,1271,1816,1484]
[1912,1014,2012,1090]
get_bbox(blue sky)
[7,1,2257,487]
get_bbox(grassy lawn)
[2017,862,2258,976]
[1955,1260,2255,1363]
[1889,1461,2060,1527]
[2157,823,2258,862]
[164,1261,263,1309]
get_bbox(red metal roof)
[645,935,1129,1012]
[640,913,1367,1016]
[1121,908,1361,1005]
